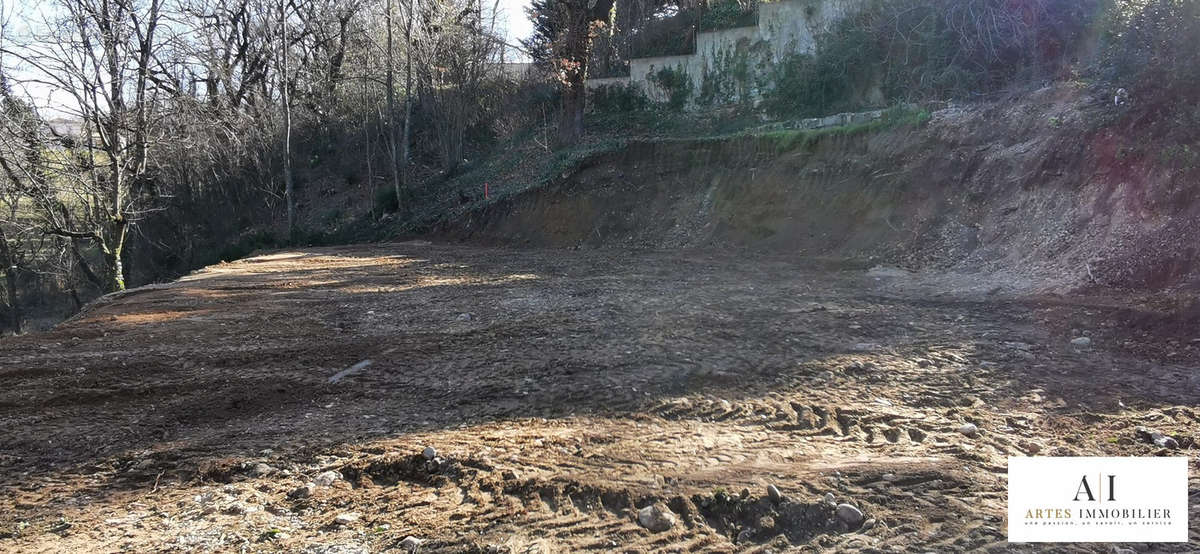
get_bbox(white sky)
[498,0,534,47]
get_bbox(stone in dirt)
[1070,336,1092,347]
[766,484,784,503]
[314,470,342,487]
[289,482,316,499]
[422,446,437,460]
[957,423,979,438]
[424,457,446,473]
[223,501,258,515]
[399,536,424,552]
[333,512,360,526]
[1135,426,1179,449]
[249,462,274,476]
[823,492,836,505]
[637,503,676,532]
[836,503,865,527]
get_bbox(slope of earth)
[1,243,1197,552]
[453,85,1200,297]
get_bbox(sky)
[1,1,71,116]
[496,0,535,60]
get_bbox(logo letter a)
[1074,475,1095,501]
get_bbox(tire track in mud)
[1,244,1198,552]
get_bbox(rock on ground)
[836,503,865,527]
[1135,426,1179,449]
[637,503,676,532]
[766,484,784,503]
[399,536,424,552]
[289,482,316,499]
[314,470,342,487]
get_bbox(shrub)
[1100,0,1200,100]
[648,66,694,111]
[626,10,697,59]
[700,0,757,31]
[763,0,1101,118]
[215,230,279,263]
[697,38,771,106]
[590,83,652,113]
[375,185,399,214]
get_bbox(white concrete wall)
[586,76,632,89]
[586,0,862,105]
[758,0,859,62]
[497,62,535,79]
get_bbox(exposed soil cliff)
[454,85,1200,297]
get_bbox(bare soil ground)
[1,243,1198,553]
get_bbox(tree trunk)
[401,0,414,173]
[556,13,591,147]
[386,0,401,212]
[363,86,375,219]
[105,217,128,292]
[280,0,296,238]
[0,225,21,333]
[558,75,585,146]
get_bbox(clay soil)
[1,243,1198,553]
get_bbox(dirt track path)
[1,243,1197,553]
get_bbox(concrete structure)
[586,0,861,105]
[496,62,536,79]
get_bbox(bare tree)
[0,0,541,325]
[400,0,415,189]
[412,0,503,172]
[386,0,401,209]
[0,8,20,333]
[276,0,296,236]
[4,0,169,292]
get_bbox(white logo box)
[1008,457,1188,542]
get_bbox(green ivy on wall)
[697,38,772,106]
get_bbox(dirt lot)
[1,242,1198,553]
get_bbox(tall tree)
[527,0,615,146]
[385,0,400,211]
[401,0,415,180]
[277,0,296,237]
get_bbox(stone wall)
[586,0,862,106]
